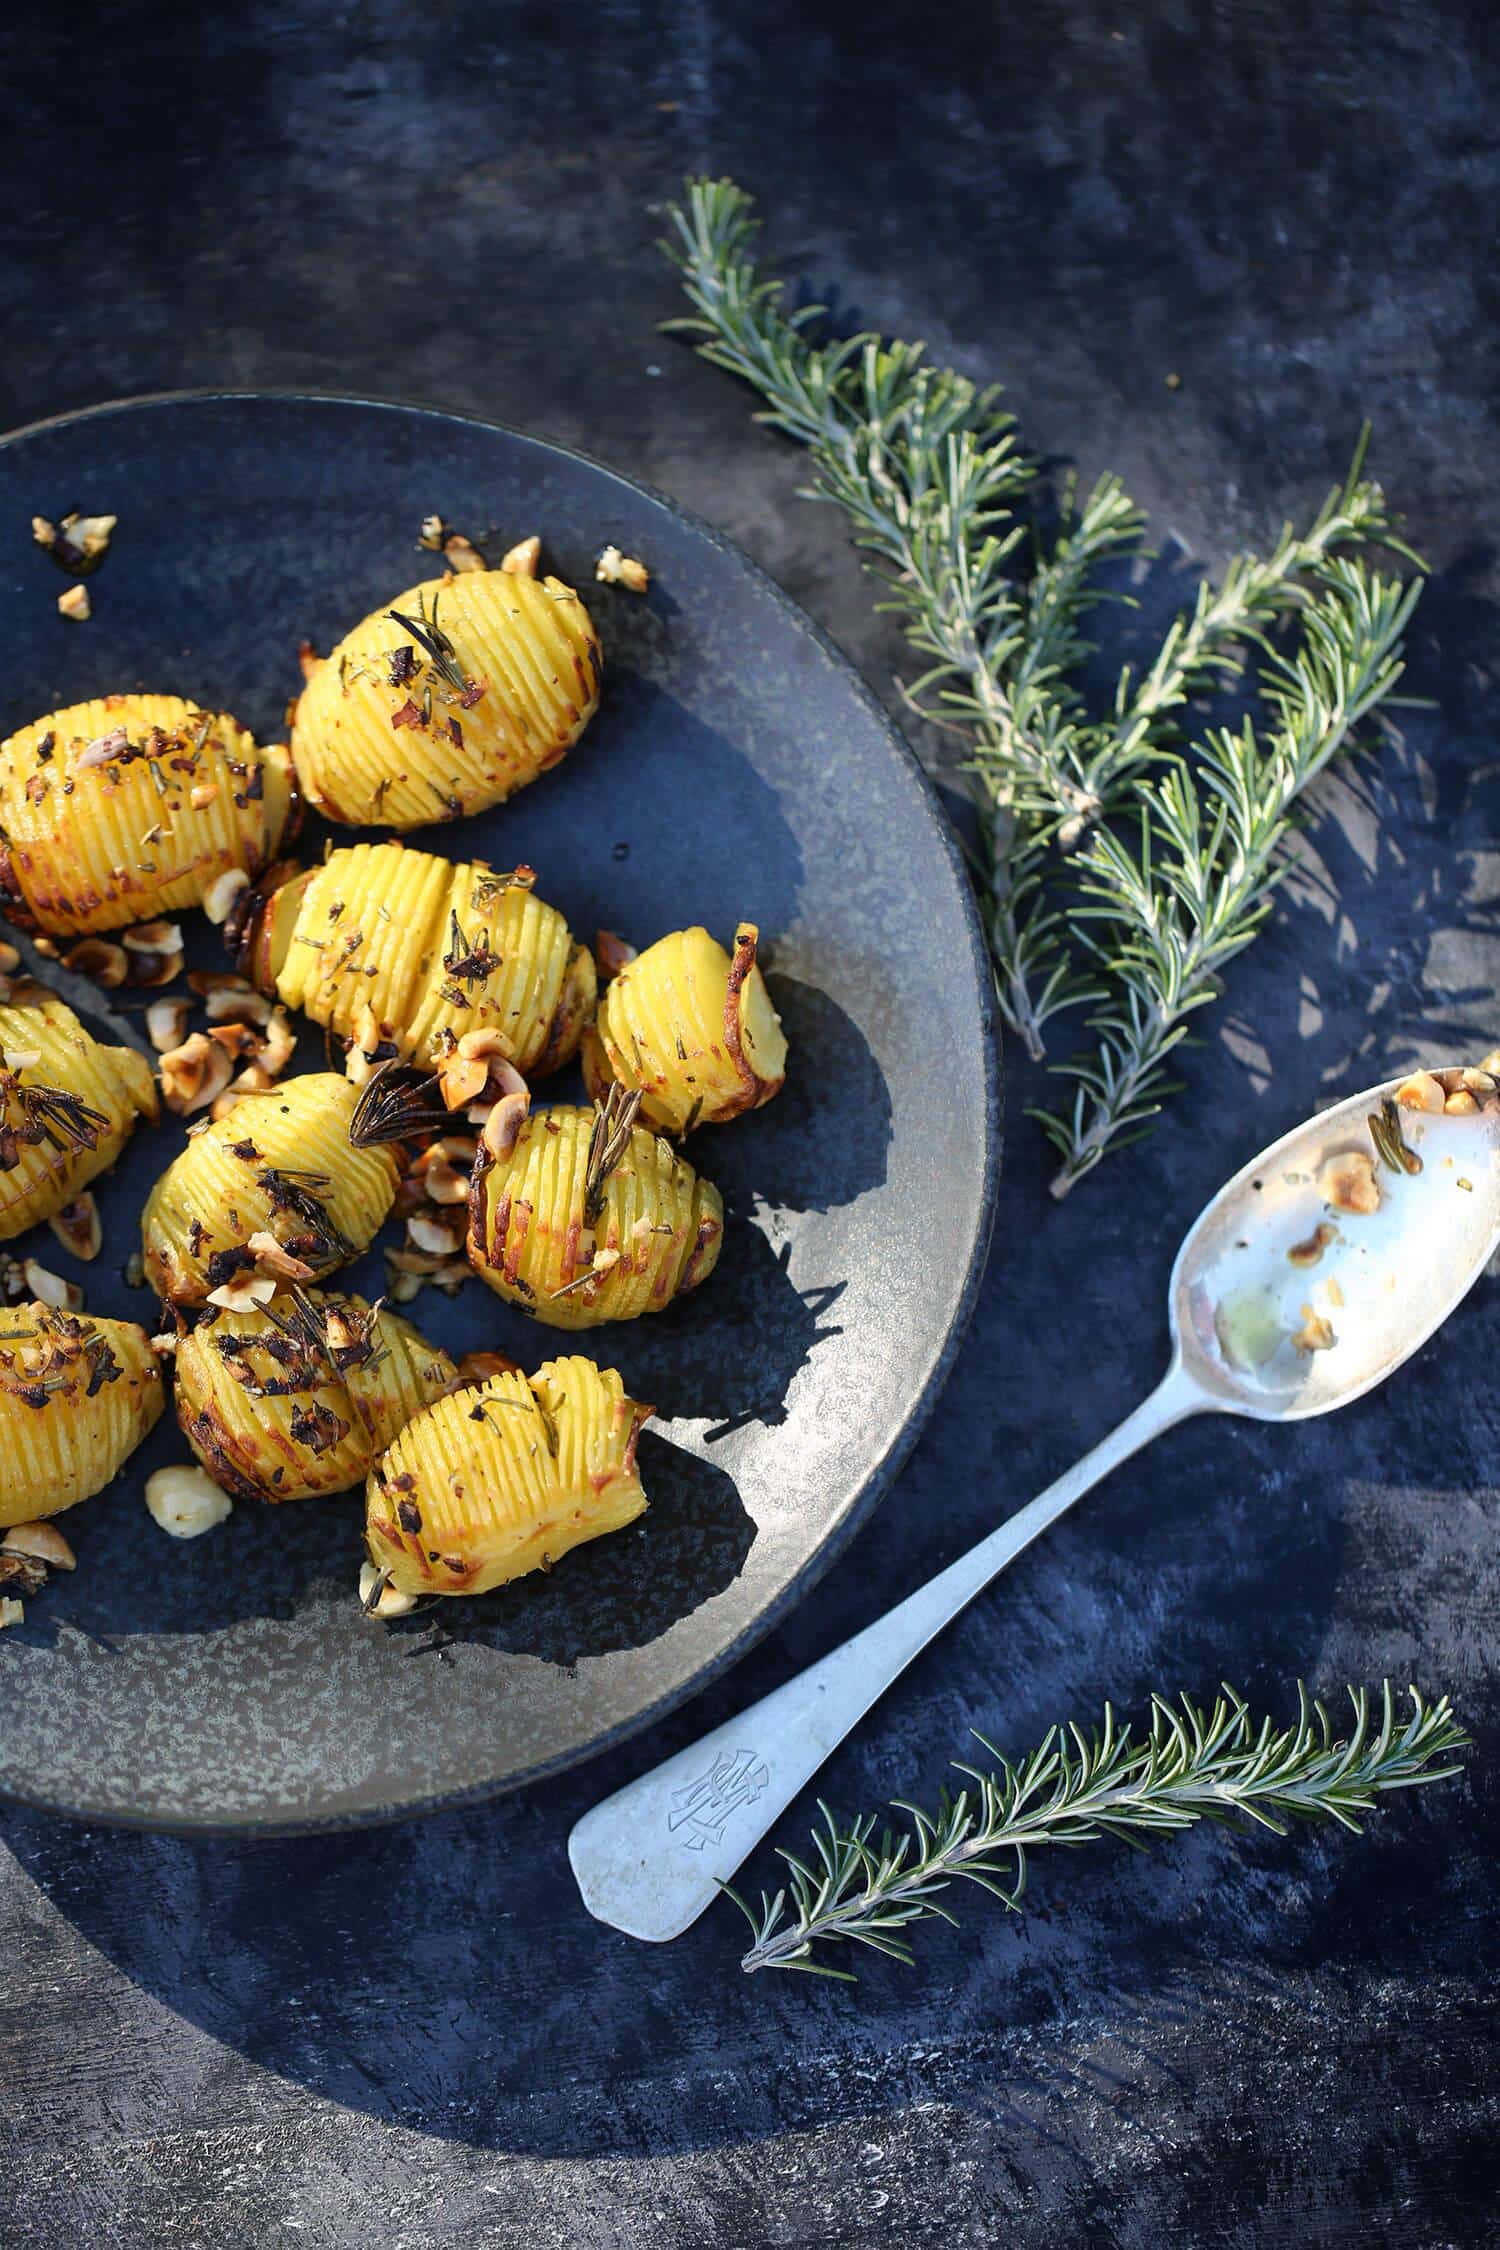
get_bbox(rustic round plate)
[0,391,999,1832]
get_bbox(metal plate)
[0,392,999,1831]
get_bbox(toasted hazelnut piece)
[22,1257,83,1310]
[246,1229,317,1281]
[0,1597,23,1630]
[1395,1070,1445,1113]
[407,1211,466,1257]
[1319,1149,1381,1218]
[57,584,91,620]
[203,868,250,927]
[260,1008,296,1078]
[2,1521,76,1571]
[594,928,638,981]
[439,1029,527,1114]
[451,1348,520,1389]
[48,1192,102,1262]
[0,941,18,976]
[123,919,184,956]
[413,1139,475,1205]
[160,1032,235,1115]
[500,535,541,577]
[1293,1304,1337,1355]
[481,1088,530,1161]
[59,935,129,988]
[189,969,251,999]
[206,984,271,1026]
[443,532,487,574]
[386,1268,425,1304]
[149,1329,179,1357]
[146,997,194,1052]
[1445,1089,1480,1115]
[145,1465,233,1540]
[204,1273,278,1314]
[123,919,185,989]
[208,1020,266,1063]
[344,1044,377,1088]
[595,544,649,593]
[358,1560,419,1619]
[418,513,446,551]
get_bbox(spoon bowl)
[1172,1070,1500,1421]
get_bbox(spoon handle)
[569,1357,1207,1942]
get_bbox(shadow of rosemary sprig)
[727,1682,1466,1980]
[662,178,1422,1183]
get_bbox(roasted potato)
[239,844,594,1079]
[0,986,156,1239]
[366,1355,649,1596]
[291,571,601,828]
[466,1093,723,1328]
[581,923,786,1132]
[141,1073,399,1305]
[175,1288,456,1502]
[0,1304,164,1526]
[0,694,295,936]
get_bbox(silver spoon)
[570,1066,1500,1942]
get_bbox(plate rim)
[0,385,1002,1836]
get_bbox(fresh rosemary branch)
[663,178,1420,1169]
[729,1682,1466,1980]
[1036,556,1422,1195]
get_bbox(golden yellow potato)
[0,1304,164,1526]
[243,844,594,1078]
[141,1073,399,1305]
[466,1095,723,1329]
[366,1355,649,1597]
[0,694,295,936]
[581,923,787,1132]
[175,1288,456,1502]
[0,987,156,1240]
[291,571,601,829]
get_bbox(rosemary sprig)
[730,1682,1466,1980]
[349,1058,450,1147]
[663,178,1420,1175]
[1035,558,1421,1194]
[583,1085,643,1226]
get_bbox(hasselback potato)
[466,1092,723,1329]
[0,1304,164,1526]
[291,571,601,829]
[242,843,594,1078]
[0,986,156,1239]
[581,923,787,1133]
[175,1288,456,1502]
[141,1073,399,1304]
[366,1355,649,1596]
[0,694,295,936]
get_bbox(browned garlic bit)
[501,535,541,577]
[1319,1150,1381,1217]
[56,585,92,622]
[595,544,649,593]
[48,1193,102,1262]
[160,1032,235,1116]
[1293,1304,1337,1355]
[62,936,129,988]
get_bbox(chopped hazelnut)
[246,1230,317,1282]
[595,544,650,593]
[202,868,250,927]
[62,937,129,989]
[358,1561,418,1619]
[2,1521,76,1571]
[22,1258,83,1310]
[1395,1070,1445,1114]
[1445,1090,1480,1115]
[407,1211,466,1257]
[418,513,447,551]
[500,535,541,577]
[57,584,91,621]
[146,997,193,1053]
[1319,1150,1381,1218]
[48,1193,102,1263]
[443,532,487,573]
[145,1465,233,1539]
[1293,1304,1337,1355]
[0,1597,23,1630]
[204,1273,278,1314]
[595,928,638,980]
[159,1032,235,1116]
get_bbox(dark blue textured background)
[1,2,1497,2241]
